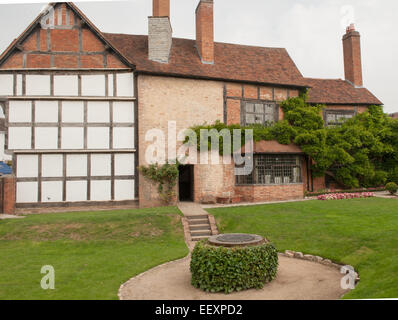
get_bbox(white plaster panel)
[91,154,111,176]
[61,127,84,149]
[54,75,78,96]
[108,74,114,96]
[90,180,111,201]
[0,74,13,95]
[87,101,109,123]
[114,153,135,176]
[87,127,109,149]
[113,127,134,149]
[35,127,58,149]
[81,75,105,96]
[66,181,87,202]
[8,127,31,149]
[35,101,58,123]
[41,181,63,203]
[16,154,38,178]
[116,73,134,97]
[113,102,134,123]
[26,75,51,96]
[41,154,63,177]
[9,101,31,123]
[16,75,23,96]
[16,182,38,203]
[66,154,87,177]
[62,101,84,123]
[114,179,135,200]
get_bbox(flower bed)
[317,192,375,201]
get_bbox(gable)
[0,2,133,70]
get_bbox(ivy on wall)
[139,162,179,204]
[187,92,398,189]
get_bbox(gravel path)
[119,254,349,300]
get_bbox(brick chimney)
[195,0,214,64]
[148,0,172,63]
[342,24,363,87]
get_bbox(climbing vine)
[139,162,179,204]
[187,92,398,189]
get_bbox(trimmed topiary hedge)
[190,240,278,294]
[386,182,398,195]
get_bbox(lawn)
[207,198,398,299]
[0,207,188,300]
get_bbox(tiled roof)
[0,1,382,106]
[103,33,306,87]
[305,78,382,105]
[103,33,382,105]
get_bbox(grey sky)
[0,0,397,113]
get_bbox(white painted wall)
[62,101,84,123]
[0,74,13,95]
[54,75,78,96]
[16,182,38,203]
[81,75,105,96]
[35,101,58,123]
[66,180,87,202]
[0,132,11,161]
[9,101,31,123]
[61,127,84,149]
[26,75,51,96]
[35,127,58,149]
[8,127,31,149]
[3,71,136,204]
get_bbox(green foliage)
[139,162,179,204]
[190,240,278,294]
[187,94,398,189]
[385,182,398,195]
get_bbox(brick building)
[0,1,382,210]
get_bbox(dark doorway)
[179,165,194,201]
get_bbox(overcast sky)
[0,0,397,113]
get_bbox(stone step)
[191,235,211,242]
[186,215,209,220]
[189,224,211,231]
[187,219,209,225]
[191,230,212,237]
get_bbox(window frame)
[235,153,303,186]
[323,108,357,127]
[241,99,279,127]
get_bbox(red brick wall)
[0,3,126,70]
[235,184,304,202]
[2,175,16,214]
[224,82,300,125]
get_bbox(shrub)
[190,240,278,294]
[385,182,398,195]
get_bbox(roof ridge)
[103,32,287,50]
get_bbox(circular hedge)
[190,240,278,294]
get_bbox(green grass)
[0,207,188,300]
[207,198,398,299]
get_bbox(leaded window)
[243,101,278,126]
[324,109,355,127]
[236,154,302,185]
